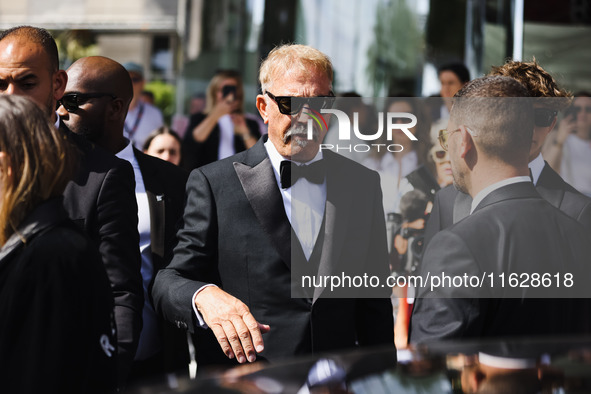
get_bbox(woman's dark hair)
[438,63,470,84]
[142,126,182,152]
[0,95,77,245]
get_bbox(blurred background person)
[181,69,261,171]
[429,63,471,142]
[143,126,183,166]
[123,62,164,149]
[363,96,431,215]
[0,95,117,393]
[322,91,379,163]
[544,92,591,197]
[390,145,453,351]
[140,90,155,106]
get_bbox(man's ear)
[256,94,269,124]
[107,98,126,121]
[458,125,475,159]
[53,70,68,102]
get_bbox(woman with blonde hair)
[0,95,117,393]
[182,69,262,170]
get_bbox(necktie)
[280,160,325,189]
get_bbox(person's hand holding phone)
[211,85,238,119]
[555,111,577,147]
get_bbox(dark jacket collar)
[473,181,540,213]
[0,197,69,262]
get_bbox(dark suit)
[132,149,190,373]
[152,137,393,364]
[182,112,261,171]
[411,182,591,343]
[60,123,143,383]
[0,198,117,393]
[424,162,591,247]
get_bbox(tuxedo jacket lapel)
[234,140,293,269]
[134,148,167,260]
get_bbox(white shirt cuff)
[192,284,217,329]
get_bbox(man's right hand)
[195,286,270,363]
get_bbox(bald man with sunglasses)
[424,60,591,249]
[153,44,393,367]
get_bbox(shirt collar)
[264,138,323,177]
[470,176,532,214]
[115,138,135,161]
[528,153,545,186]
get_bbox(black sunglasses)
[59,92,117,113]
[534,108,557,127]
[265,91,335,115]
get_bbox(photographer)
[391,189,431,349]
[182,70,261,171]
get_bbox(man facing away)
[0,26,143,385]
[410,76,591,343]
[152,44,394,366]
[424,60,591,247]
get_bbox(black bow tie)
[280,160,326,189]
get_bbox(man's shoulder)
[189,146,254,182]
[538,162,578,193]
[538,162,591,216]
[438,183,460,198]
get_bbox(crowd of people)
[0,24,590,393]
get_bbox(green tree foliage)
[145,80,176,124]
[366,0,425,96]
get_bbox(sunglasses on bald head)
[265,91,335,115]
[59,92,117,113]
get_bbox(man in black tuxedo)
[424,60,591,247]
[152,44,393,366]
[0,26,143,384]
[410,76,591,343]
[58,56,189,382]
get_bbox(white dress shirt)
[117,141,161,360]
[528,153,545,186]
[218,114,236,160]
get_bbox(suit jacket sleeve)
[98,159,143,381]
[409,230,483,343]
[355,170,394,346]
[152,168,218,333]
